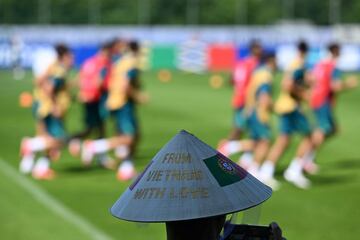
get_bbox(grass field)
[0,69,360,240]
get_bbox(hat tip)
[179,129,189,134]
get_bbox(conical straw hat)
[111,130,272,222]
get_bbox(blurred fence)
[0,25,360,71]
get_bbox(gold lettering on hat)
[133,188,167,200]
[162,152,191,164]
[146,170,203,182]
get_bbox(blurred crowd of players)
[17,37,358,191]
[218,40,358,190]
[19,38,148,181]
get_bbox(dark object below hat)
[221,221,286,240]
[166,215,226,240]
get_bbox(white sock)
[227,141,242,155]
[33,157,50,174]
[118,160,134,171]
[28,137,47,152]
[287,158,303,175]
[92,139,110,153]
[115,145,130,159]
[260,160,275,179]
[248,162,260,178]
[304,150,316,164]
[239,152,253,166]
[19,154,35,174]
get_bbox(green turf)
[0,69,359,239]
[0,161,92,240]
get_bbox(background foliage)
[0,0,357,25]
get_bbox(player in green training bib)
[259,41,313,190]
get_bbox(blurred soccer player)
[305,43,358,171]
[122,40,145,161]
[98,38,127,126]
[81,41,147,181]
[218,40,262,168]
[259,41,312,190]
[68,42,115,168]
[243,52,277,178]
[19,44,74,180]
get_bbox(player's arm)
[258,92,272,123]
[331,69,358,92]
[35,65,54,97]
[128,68,141,90]
[126,78,149,104]
[258,89,272,110]
[257,83,272,122]
[297,70,313,101]
[304,69,315,86]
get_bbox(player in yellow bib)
[19,44,74,180]
[215,53,276,179]
[243,53,276,177]
[259,41,313,190]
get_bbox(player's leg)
[72,102,95,138]
[94,111,115,168]
[249,139,270,177]
[218,138,253,157]
[68,102,100,156]
[81,134,132,166]
[301,133,318,175]
[20,103,49,174]
[245,111,271,180]
[114,103,137,181]
[262,135,290,167]
[259,113,292,186]
[30,138,60,180]
[312,103,335,148]
[80,104,134,170]
[31,115,65,180]
[283,109,313,188]
[32,153,55,180]
[227,128,242,142]
[20,134,61,159]
[85,99,115,167]
[284,136,312,189]
[218,107,250,157]
[308,103,335,160]
[128,102,140,157]
[19,137,36,174]
[20,135,47,156]
[234,140,254,169]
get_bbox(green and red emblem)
[204,153,248,187]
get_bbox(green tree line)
[0,0,358,25]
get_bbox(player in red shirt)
[218,40,262,168]
[304,43,358,171]
[68,42,115,168]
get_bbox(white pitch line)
[0,158,113,240]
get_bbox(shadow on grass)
[331,158,360,170]
[62,165,110,174]
[274,167,286,177]
[309,174,355,185]
[273,166,355,186]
